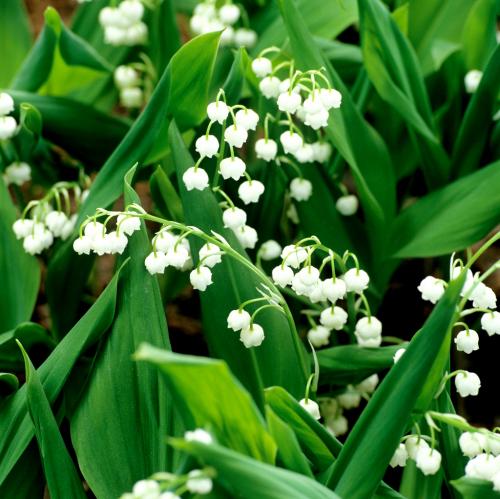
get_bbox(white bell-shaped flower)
[199,242,222,267]
[219,156,246,180]
[356,374,379,394]
[311,141,332,163]
[417,276,446,304]
[60,215,76,241]
[107,231,129,254]
[299,398,321,420]
[355,316,382,339]
[259,76,281,99]
[465,453,500,480]
[240,323,265,347]
[12,219,34,239]
[219,3,240,25]
[326,415,348,436]
[455,371,481,397]
[234,28,257,48]
[272,264,294,287]
[114,65,140,89]
[307,325,331,347]
[319,398,338,418]
[251,57,272,78]
[195,134,219,158]
[144,251,168,274]
[186,470,213,495]
[279,78,301,94]
[166,245,190,269]
[259,240,282,260]
[320,306,348,330]
[338,386,361,409]
[73,236,93,255]
[405,436,429,460]
[0,92,14,116]
[481,311,500,336]
[238,180,265,204]
[154,230,177,252]
[393,348,406,363]
[415,448,442,476]
[343,268,370,293]
[336,195,359,216]
[293,144,315,163]
[104,26,127,46]
[125,22,148,46]
[98,7,120,27]
[303,90,324,114]
[390,443,408,468]
[471,282,497,309]
[234,225,258,249]
[255,138,278,161]
[281,244,308,268]
[454,329,479,354]
[184,428,213,445]
[277,92,302,114]
[290,178,312,202]
[319,88,342,109]
[222,207,246,229]
[207,101,229,124]
[304,108,329,130]
[119,0,144,22]
[182,166,209,191]
[45,211,69,237]
[120,87,143,108]
[0,116,17,140]
[190,266,213,291]
[356,335,382,348]
[296,265,320,286]
[459,432,487,457]
[132,479,160,497]
[235,108,259,131]
[227,309,251,331]
[224,124,248,148]
[4,162,31,186]
[464,69,482,93]
[322,277,347,302]
[280,131,303,154]
[117,214,141,236]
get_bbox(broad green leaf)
[135,343,276,464]
[358,0,449,188]
[266,407,313,477]
[327,277,463,497]
[171,439,340,499]
[278,0,396,258]
[11,7,111,98]
[451,45,500,178]
[150,166,184,222]
[391,160,500,258]
[12,103,42,160]
[8,90,130,168]
[0,179,40,333]
[255,0,358,53]
[70,169,174,499]
[0,0,32,87]
[400,460,443,499]
[46,32,221,335]
[0,374,19,397]
[317,344,406,386]
[169,120,309,402]
[19,344,86,499]
[0,265,123,485]
[451,477,500,499]
[407,0,477,75]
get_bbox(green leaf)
[0,265,123,486]
[317,344,406,386]
[0,178,40,333]
[391,160,500,257]
[451,45,500,178]
[46,32,221,335]
[407,0,477,75]
[8,90,130,168]
[70,169,174,499]
[169,120,309,402]
[0,0,32,87]
[150,165,184,221]
[11,7,111,98]
[19,343,86,499]
[451,477,500,499]
[255,0,358,53]
[278,0,396,257]
[12,103,42,160]
[135,343,276,463]
[171,439,340,499]
[0,374,19,397]
[358,0,449,189]
[400,460,443,499]
[327,276,464,497]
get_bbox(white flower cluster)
[114,65,143,108]
[190,0,257,48]
[0,92,18,141]
[270,243,381,348]
[3,161,31,186]
[99,0,147,46]
[390,437,442,476]
[14,185,89,255]
[120,429,214,499]
[312,374,379,437]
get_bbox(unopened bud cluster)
[190,1,257,48]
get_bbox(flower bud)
[299,398,321,420]
[336,195,359,216]
[464,69,482,93]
